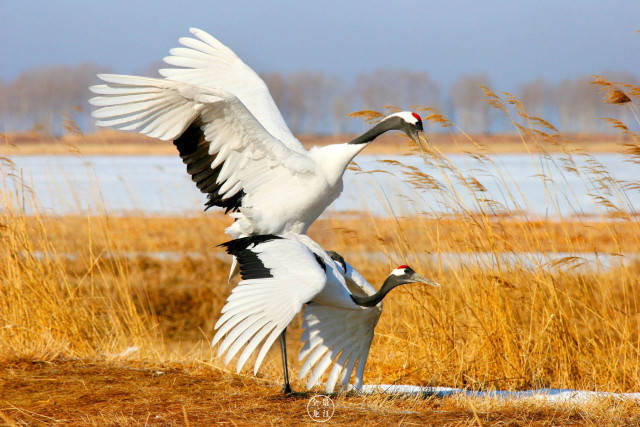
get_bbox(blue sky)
[2,1,639,90]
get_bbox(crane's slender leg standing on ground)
[279,328,291,394]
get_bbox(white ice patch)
[351,384,640,403]
[111,346,140,357]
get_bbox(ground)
[1,360,630,426]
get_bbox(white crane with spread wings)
[215,233,439,393]
[89,28,428,241]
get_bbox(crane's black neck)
[350,275,405,307]
[348,117,403,145]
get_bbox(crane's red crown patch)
[411,112,421,121]
[397,264,409,269]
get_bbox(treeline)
[0,64,637,135]
[0,64,109,135]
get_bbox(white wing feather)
[159,28,305,154]
[213,237,326,375]
[89,74,208,140]
[300,302,381,393]
[89,74,317,219]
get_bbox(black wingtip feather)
[219,235,284,280]
[174,122,245,213]
[173,123,201,156]
[219,235,283,254]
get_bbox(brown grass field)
[3,212,640,425]
[2,81,640,424]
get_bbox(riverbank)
[0,130,632,155]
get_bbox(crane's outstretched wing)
[89,75,316,213]
[160,28,305,154]
[299,302,381,393]
[214,235,326,375]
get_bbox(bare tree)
[519,78,552,118]
[284,71,336,134]
[1,63,108,134]
[4,62,637,136]
[356,69,397,112]
[331,84,355,135]
[554,76,602,133]
[354,69,440,133]
[599,71,639,132]
[0,80,9,131]
[356,69,440,110]
[450,73,492,133]
[261,72,287,116]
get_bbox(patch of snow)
[112,346,139,357]
[357,384,640,403]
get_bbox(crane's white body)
[228,142,364,237]
[89,28,371,238]
[213,233,382,392]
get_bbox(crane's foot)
[282,383,292,394]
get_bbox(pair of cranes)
[89,28,439,393]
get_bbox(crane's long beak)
[418,130,431,148]
[409,272,440,287]
[408,128,431,151]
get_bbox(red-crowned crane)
[89,28,428,245]
[215,233,440,393]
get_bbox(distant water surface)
[1,153,638,217]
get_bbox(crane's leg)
[279,328,292,394]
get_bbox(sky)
[2,1,639,90]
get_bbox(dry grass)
[4,213,640,388]
[2,79,640,424]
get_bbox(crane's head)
[348,111,430,147]
[383,112,430,149]
[350,264,440,307]
[387,264,440,288]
